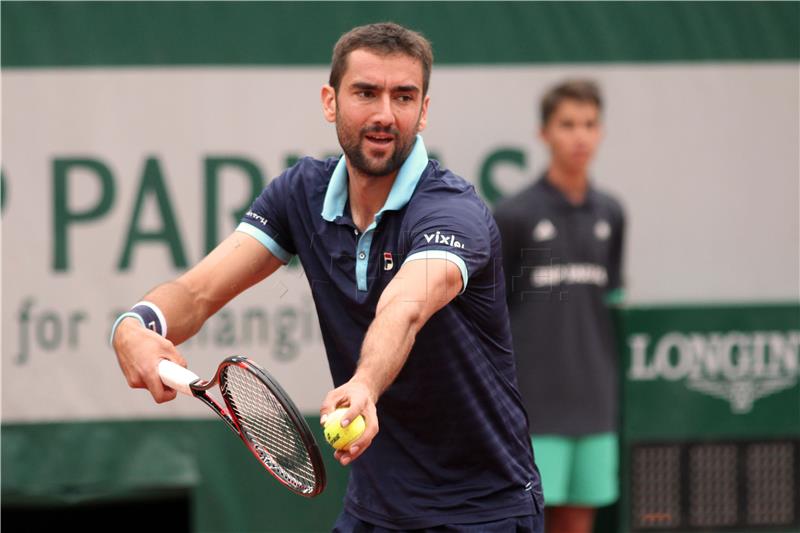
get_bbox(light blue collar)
[321,134,429,222]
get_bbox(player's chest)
[307,219,405,298]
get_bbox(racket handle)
[158,359,200,396]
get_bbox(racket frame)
[169,355,326,497]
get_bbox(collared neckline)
[538,173,595,209]
[321,134,429,223]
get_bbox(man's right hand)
[110,232,285,403]
[112,317,188,404]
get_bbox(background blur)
[2,2,798,532]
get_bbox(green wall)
[2,418,348,532]
[3,2,798,67]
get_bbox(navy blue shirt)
[238,136,543,528]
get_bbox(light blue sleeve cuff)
[235,222,294,264]
[402,250,469,294]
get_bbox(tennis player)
[494,80,625,533]
[111,22,544,531]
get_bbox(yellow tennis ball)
[323,408,366,450]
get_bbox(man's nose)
[575,125,592,143]
[372,93,395,127]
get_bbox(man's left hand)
[320,379,379,466]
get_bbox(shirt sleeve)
[402,197,491,294]
[606,203,626,294]
[236,168,297,264]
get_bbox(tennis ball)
[323,408,366,451]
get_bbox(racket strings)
[221,365,318,494]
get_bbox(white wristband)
[132,300,168,338]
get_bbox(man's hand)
[112,317,187,403]
[320,379,379,466]
[110,232,285,403]
[318,258,462,466]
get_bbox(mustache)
[361,124,400,137]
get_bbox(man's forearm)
[122,277,211,346]
[351,300,422,401]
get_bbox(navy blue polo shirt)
[237,136,543,528]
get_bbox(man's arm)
[112,231,285,403]
[320,257,463,465]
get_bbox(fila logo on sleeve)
[423,231,465,249]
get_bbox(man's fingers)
[148,339,187,401]
[125,374,145,389]
[156,387,179,403]
[319,390,346,425]
[334,408,378,466]
[340,404,364,428]
[347,421,377,454]
[142,368,172,403]
[336,439,370,466]
[160,339,187,367]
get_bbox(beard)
[336,113,418,178]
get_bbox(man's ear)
[538,125,549,145]
[321,85,337,123]
[416,94,430,133]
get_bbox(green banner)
[620,304,800,440]
[3,2,798,67]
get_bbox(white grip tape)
[158,360,200,396]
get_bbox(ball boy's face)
[541,99,603,174]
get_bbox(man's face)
[322,49,429,178]
[540,99,602,174]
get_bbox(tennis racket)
[158,355,326,497]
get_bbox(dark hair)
[329,22,434,96]
[540,79,603,126]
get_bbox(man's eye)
[396,94,413,102]
[357,91,374,98]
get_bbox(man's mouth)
[364,133,394,146]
